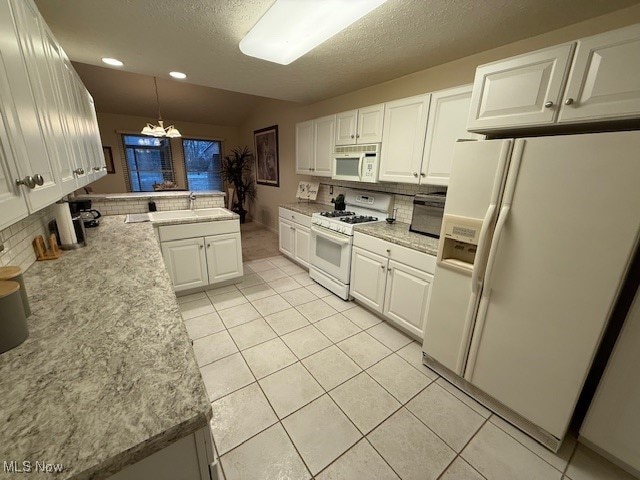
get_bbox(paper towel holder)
[48,215,87,250]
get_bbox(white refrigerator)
[422,131,640,451]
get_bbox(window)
[123,135,174,192]
[183,139,222,191]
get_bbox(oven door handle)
[312,226,351,245]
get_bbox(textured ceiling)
[71,62,267,126]
[36,0,640,104]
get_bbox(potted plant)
[220,146,257,223]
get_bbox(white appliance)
[579,284,640,478]
[332,144,381,183]
[310,190,393,299]
[422,131,640,451]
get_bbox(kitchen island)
[0,216,212,479]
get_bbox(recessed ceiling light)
[169,71,187,79]
[102,57,123,67]
[240,0,388,65]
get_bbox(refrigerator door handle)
[482,204,511,294]
[471,203,497,295]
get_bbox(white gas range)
[309,190,394,299]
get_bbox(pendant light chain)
[141,76,181,137]
[154,76,162,121]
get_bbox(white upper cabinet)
[2,0,61,211]
[295,120,314,174]
[0,74,29,230]
[467,43,574,131]
[335,104,384,145]
[378,94,430,184]
[558,24,640,123]
[312,114,335,177]
[422,84,482,186]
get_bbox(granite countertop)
[147,209,240,227]
[77,191,225,201]
[354,221,440,256]
[280,202,332,216]
[0,216,211,480]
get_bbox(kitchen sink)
[148,208,232,222]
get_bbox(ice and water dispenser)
[437,215,483,273]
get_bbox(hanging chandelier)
[141,76,181,138]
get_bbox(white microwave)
[332,143,381,183]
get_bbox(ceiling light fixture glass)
[239,0,388,65]
[169,71,187,79]
[141,76,181,138]
[102,57,124,67]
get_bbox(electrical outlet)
[330,186,333,195]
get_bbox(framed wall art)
[254,125,279,187]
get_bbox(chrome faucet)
[189,192,196,210]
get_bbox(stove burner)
[320,210,356,218]
[340,215,378,224]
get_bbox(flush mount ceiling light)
[169,71,187,79]
[239,0,388,65]
[101,57,123,67]
[141,77,181,138]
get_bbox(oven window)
[335,157,360,177]
[315,235,343,267]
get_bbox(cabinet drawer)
[353,232,436,274]
[279,208,311,228]
[158,220,239,242]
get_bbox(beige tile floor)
[179,255,638,480]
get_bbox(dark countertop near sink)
[0,216,211,480]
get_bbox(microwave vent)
[334,143,380,154]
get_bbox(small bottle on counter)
[0,266,30,317]
[0,281,29,354]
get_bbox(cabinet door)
[335,110,357,145]
[206,233,243,284]
[279,218,295,258]
[379,94,430,184]
[3,0,60,211]
[0,67,29,230]
[295,120,314,174]
[85,89,107,180]
[559,24,640,123]
[422,85,482,186]
[383,260,433,338]
[467,43,574,131]
[293,224,310,267]
[313,114,335,177]
[349,247,387,313]
[357,104,384,143]
[161,238,208,292]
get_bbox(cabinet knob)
[420,172,426,177]
[544,101,554,108]
[33,174,44,186]
[413,172,418,177]
[356,133,360,138]
[350,134,354,139]
[199,245,204,249]
[564,98,574,106]
[386,248,391,253]
[101,166,108,171]
[93,166,101,171]
[207,244,211,248]
[380,265,385,270]
[74,168,85,175]
[387,267,392,272]
[16,176,37,189]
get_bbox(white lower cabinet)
[278,207,311,268]
[158,220,243,292]
[206,233,243,283]
[383,260,433,337]
[350,232,436,339]
[107,426,216,480]
[161,238,208,291]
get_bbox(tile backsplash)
[90,196,225,215]
[313,178,446,224]
[0,206,55,272]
